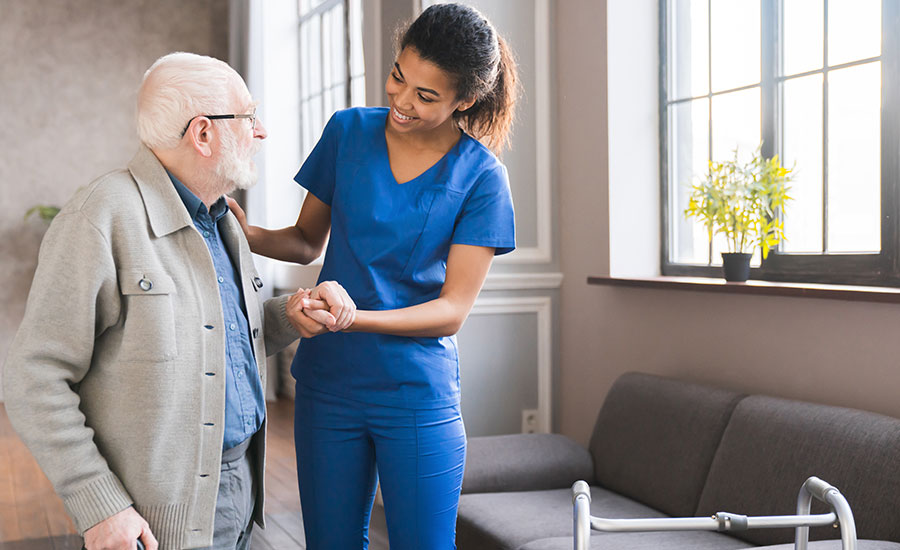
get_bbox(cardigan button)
[252,328,259,338]
[253,277,263,289]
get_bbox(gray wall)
[0,0,229,398]
[556,0,900,446]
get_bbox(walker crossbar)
[572,476,857,550]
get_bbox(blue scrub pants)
[294,384,467,550]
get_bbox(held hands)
[82,506,158,550]
[285,281,356,338]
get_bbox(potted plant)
[684,146,794,282]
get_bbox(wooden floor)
[0,400,389,550]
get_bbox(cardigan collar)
[127,144,198,238]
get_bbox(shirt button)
[203,230,210,238]
[237,371,243,378]
[229,323,237,331]
[217,276,224,283]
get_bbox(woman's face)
[384,47,474,136]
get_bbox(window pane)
[711,87,760,162]
[710,0,760,92]
[828,0,881,66]
[782,0,823,76]
[827,62,881,253]
[310,95,323,145]
[301,100,313,157]
[669,0,709,99]
[349,0,366,78]
[669,98,711,264]
[782,74,824,253]
[351,75,366,107]
[300,22,311,99]
[321,11,333,89]
[330,4,346,90]
[309,15,322,94]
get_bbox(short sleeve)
[451,164,516,255]
[294,113,342,206]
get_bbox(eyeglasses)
[181,109,257,137]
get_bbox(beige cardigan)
[3,146,300,549]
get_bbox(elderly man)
[3,52,353,550]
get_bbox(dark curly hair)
[398,3,519,154]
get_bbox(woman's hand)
[309,281,356,332]
[286,289,333,338]
[225,195,252,240]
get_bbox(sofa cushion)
[695,395,900,546]
[589,372,745,517]
[462,433,595,494]
[457,486,666,550]
[517,537,900,550]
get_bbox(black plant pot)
[721,253,752,282]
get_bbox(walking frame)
[572,476,857,550]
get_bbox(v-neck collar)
[381,112,466,185]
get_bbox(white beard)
[216,129,260,192]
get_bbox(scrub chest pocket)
[118,269,177,362]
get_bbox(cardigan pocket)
[118,270,177,362]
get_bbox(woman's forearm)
[247,225,324,265]
[345,244,495,338]
[350,298,469,338]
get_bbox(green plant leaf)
[25,205,61,223]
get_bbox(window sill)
[587,276,900,304]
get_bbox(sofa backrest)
[695,395,900,545]
[589,372,745,517]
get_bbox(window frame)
[298,0,365,157]
[660,0,900,286]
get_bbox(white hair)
[137,52,245,150]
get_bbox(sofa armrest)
[462,434,595,494]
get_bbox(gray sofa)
[457,372,900,549]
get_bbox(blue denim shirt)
[169,173,265,450]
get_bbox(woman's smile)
[390,106,418,123]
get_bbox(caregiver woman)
[231,3,518,548]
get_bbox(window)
[299,0,366,158]
[662,0,899,285]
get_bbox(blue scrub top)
[292,107,516,408]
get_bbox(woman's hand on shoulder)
[226,195,254,241]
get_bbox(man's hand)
[310,281,356,332]
[286,289,333,338]
[83,506,157,550]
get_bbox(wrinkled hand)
[83,506,157,550]
[286,289,333,338]
[225,195,250,238]
[309,281,356,332]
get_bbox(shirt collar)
[167,170,229,223]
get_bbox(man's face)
[215,87,265,192]
[216,123,260,192]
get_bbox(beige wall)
[0,0,228,397]
[555,0,900,446]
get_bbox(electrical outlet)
[522,409,539,433]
